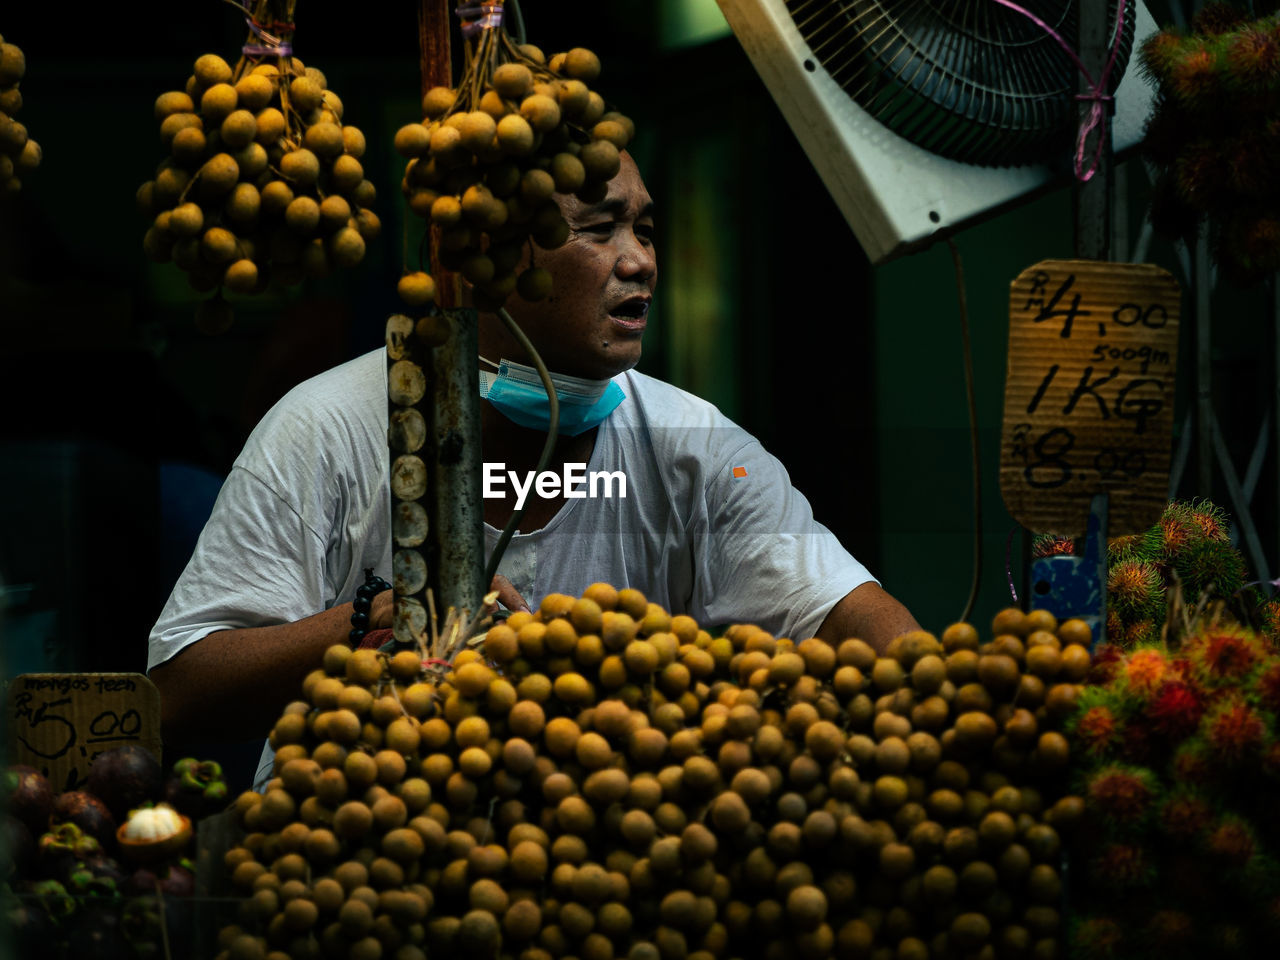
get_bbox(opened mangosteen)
[86,745,163,822]
[50,790,116,848]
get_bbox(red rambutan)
[1124,648,1170,696]
[1032,534,1076,559]
[1205,815,1257,868]
[1185,500,1231,543]
[1089,643,1125,685]
[1256,661,1280,713]
[1069,916,1126,960]
[1086,767,1155,824]
[1171,739,1214,784]
[1147,681,1205,740]
[1109,559,1167,626]
[1197,627,1263,682]
[1203,698,1267,761]
[1121,721,1152,764]
[1140,30,1186,85]
[1222,27,1280,94]
[1073,705,1122,758]
[1260,740,1280,779]
[1091,842,1153,890]
[1146,909,1194,947]
[1159,789,1214,840]
[1190,1,1249,37]
[1169,41,1222,107]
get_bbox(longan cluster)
[218,592,1089,960]
[139,51,378,332]
[394,33,635,313]
[0,36,41,193]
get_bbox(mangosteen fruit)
[1,813,35,880]
[3,765,55,834]
[50,790,116,848]
[86,745,163,822]
[128,860,194,898]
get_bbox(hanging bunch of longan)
[217,587,1088,960]
[0,35,42,193]
[394,1,635,313]
[138,1,378,333]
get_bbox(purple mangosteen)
[3,765,55,834]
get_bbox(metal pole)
[1073,1,1112,261]
[1195,227,1213,495]
[411,1,485,629]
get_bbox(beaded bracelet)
[349,567,391,647]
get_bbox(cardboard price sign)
[1000,260,1180,536]
[6,673,161,793]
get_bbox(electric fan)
[715,0,1158,263]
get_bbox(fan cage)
[785,0,1137,166]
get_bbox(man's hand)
[488,574,530,616]
[815,582,922,654]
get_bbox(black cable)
[483,305,560,589]
[508,0,527,44]
[948,238,983,623]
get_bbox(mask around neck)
[478,358,626,436]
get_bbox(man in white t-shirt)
[148,153,921,748]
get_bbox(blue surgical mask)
[479,357,625,436]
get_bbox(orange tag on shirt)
[732,465,748,479]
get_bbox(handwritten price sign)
[6,673,161,793]
[1000,260,1181,536]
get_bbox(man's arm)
[151,591,394,742]
[815,581,922,654]
[152,571,529,743]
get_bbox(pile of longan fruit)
[394,40,635,314]
[217,591,1088,960]
[0,35,40,193]
[139,51,378,332]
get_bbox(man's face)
[503,152,656,380]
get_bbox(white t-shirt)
[148,348,876,781]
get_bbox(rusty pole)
[418,0,484,633]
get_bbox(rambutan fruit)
[1184,499,1231,544]
[1222,26,1280,94]
[1225,133,1271,198]
[1121,719,1153,765]
[1145,909,1194,949]
[1172,537,1247,598]
[1201,696,1267,763]
[1147,680,1205,741]
[1108,559,1167,629]
[1068,916,1126,960]
[1170,738,1214,784]
[1158,788,1214,841]
[1067,699,1124,759]
[1123,647,1170,697]
[1205,814,1258,868]
[1190,2,1249,38]
[1106,533,1146,563]
[1032,533,1076,559]
[1089,643,1125,685]
[1187,625,1265,686]
[1254,660,1280,713]
[1260,740,1280,779]
[1167,40,1225,108]
[1140,29,1186,85]
[1090,842,1154,890]
[1085,765,1157,827]
[1260,598,1280,643]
